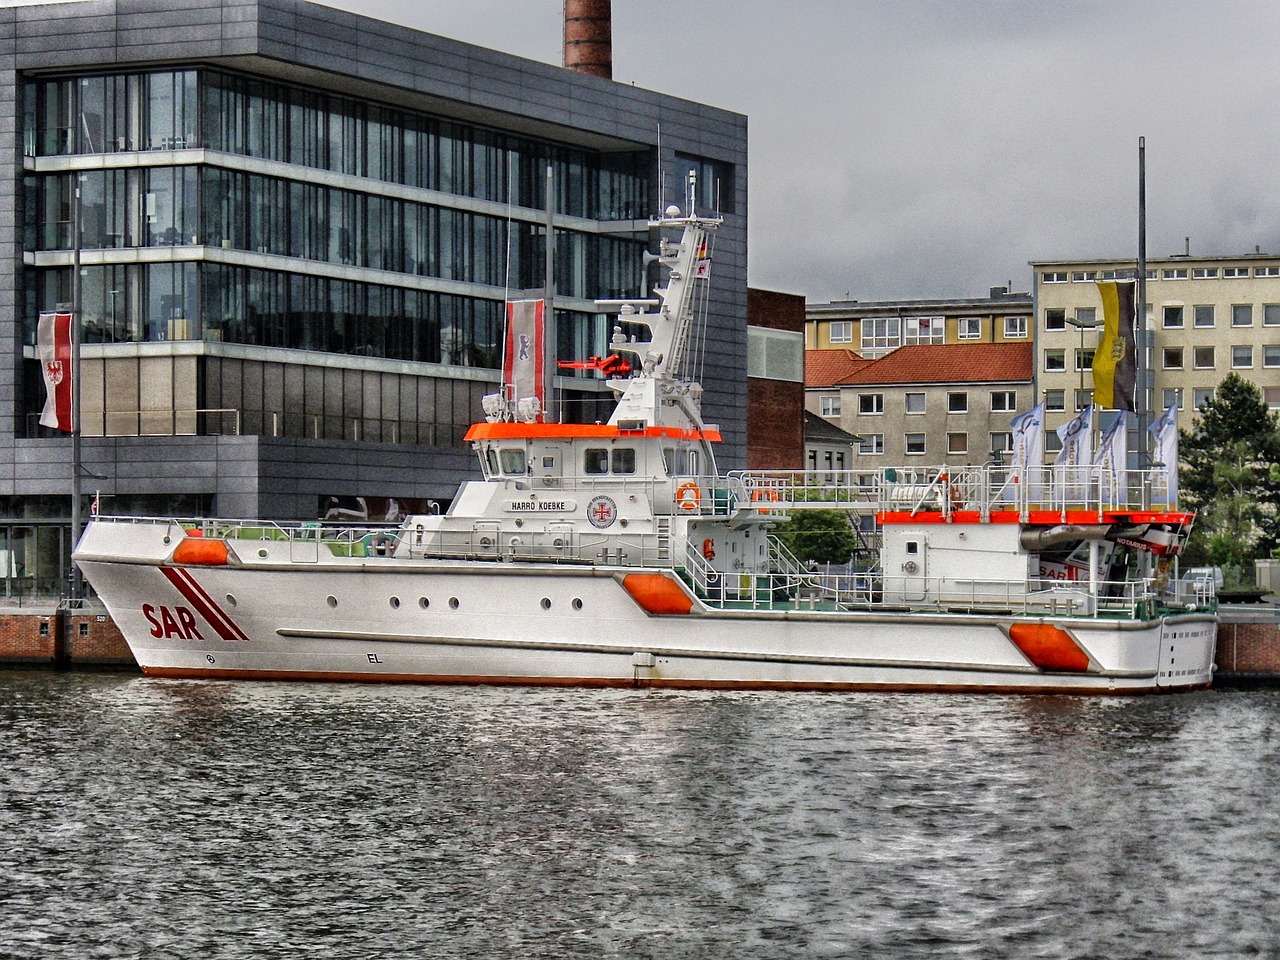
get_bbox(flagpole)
[1136,137,1148,461]
[69,172,83,603]
[544,164,556,422]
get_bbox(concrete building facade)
[806,289,1033,357]
[1032,255,1280,444]
[746,287,804,470]
[0,0,747,597]
[805,343,1034,468]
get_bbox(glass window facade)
[21,67,652,375]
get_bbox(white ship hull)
[77,521,1216,695]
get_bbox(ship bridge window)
[584,449,609,474]
[662,447,699,476]
[612,448,636,474]
[485,447,499,476]
[500,448,527,475]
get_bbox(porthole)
[540,597,552,610]
[390,597,401,609]
[226,594,237,607]
[419,597,430,610]
[449,597,460,609]
[326,595,338,608]
[258,549,268,558]
[572,598,583,611]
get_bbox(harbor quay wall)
[0,604,135,669]
[1213,607,1280,685]
[1,606,1277,682]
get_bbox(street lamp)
[1064,314,1101,409]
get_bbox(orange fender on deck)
[622,574,694,615]
[171,537,229,566]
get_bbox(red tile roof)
[805,349,869,388]
[819,343,1033,387]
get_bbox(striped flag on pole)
[1092,280,1137,411]
[37,311,74,432]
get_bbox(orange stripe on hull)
[621,573,695,615]
[1008,622,1091,672]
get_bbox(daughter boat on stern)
[75,204,1217,693]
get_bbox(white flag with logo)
[1094,412,1128,504]
[1148,403,1179,504]
[1010,402,1045,501]
[1054,404,1093,499]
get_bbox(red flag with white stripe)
[37,311,74,431]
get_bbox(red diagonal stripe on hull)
[161,566,250,642]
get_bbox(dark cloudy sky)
[324,0,1280,303]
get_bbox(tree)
[772,509,860,565]
[1179,373,1280,563]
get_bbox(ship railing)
[682,558,1160,620]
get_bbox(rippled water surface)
[2,671,1279,959]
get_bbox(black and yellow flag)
[1092,280,1136,411]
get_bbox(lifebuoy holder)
[676,482,702,512]
[750,487,780,512]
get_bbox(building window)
[904,316,943,345]
[957,317,981,339]
[947,392,968,413]
[829,320,853,343]
[858,393,884,415]
[1072,270,1099,282]
[1258,266,1280,278]
[1264,345,1280,368]
[1045,349,1066,372]
[1163,305,1184,328]
[1044,309,1065,331]
[1042,271,1068,283]
[748,327,804,381]
[990,432,1013,455]
[1075,388,1092,411]
[1003,316,1028,339]
[1045,433,1063,454]
[905,392,926,414]
[820,396,841,417]
[1163,268,1188,280]
[1193,346,1215,369]
[1075,349,1095,371]
[1193,305,1215,328]
[1224,267,1250,279]
[947,432,967,454]
[990,391,1016,412]
[1162,387,1183,410]
[1193,388,1214,409]
[861,317,901,356]
[1266,388,1280,410]
[1163,347,1183,369]
[859,434,883,455]
[1232,345,1254,368]
[1265,304,1280,326]
[1192,267,1219,279]
[1075,308,1096,326]
[905,433,926,455]
[1232,304,1253,326]
[1045,389,1065,412]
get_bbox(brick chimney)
[564,0,612,79]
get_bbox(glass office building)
[0,0,748,598]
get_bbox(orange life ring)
[676,482,702,512]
